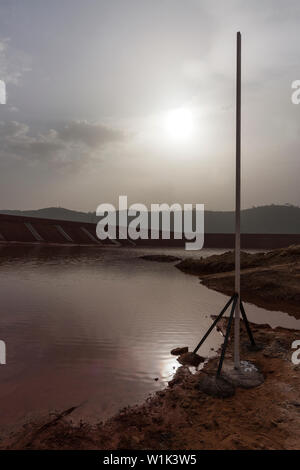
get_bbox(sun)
[164,107,194,140]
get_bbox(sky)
[0,0,299,211]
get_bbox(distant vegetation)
[206,204,300,234]
[0,204,299,234]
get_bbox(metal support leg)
[240,301,256,347]
[217,295,238,377]
[193,295,236,354]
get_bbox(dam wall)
[0,214,117,247]
[0,213,300,249]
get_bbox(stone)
[177,352,205,367]
[171,346,188,356]
[197,374,236,398]
[221,360,264,389]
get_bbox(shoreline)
[176,245,300,319]
[2,319,299,450]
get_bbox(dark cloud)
[0,120,125,168]
[57,121,124,148]
[0,121,63,162]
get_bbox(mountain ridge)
[0,204,299,234]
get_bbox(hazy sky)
[0,0,299,211]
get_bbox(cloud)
[57,120,124,148]
[0,121,64,164]
[0,120,29,138]
[0,120,126,170]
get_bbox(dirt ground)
[176,245,300,319]
[2,320,299,450]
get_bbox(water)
[0,245,299,432]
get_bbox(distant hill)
[0,204,299,234]
[206,205,300,234]
[0,207,96,223]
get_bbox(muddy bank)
[2,320,299,450]
[176,245,300,319]
[140,254,181,263]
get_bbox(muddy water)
[0,245,299,432]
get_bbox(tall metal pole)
[234,32,241,370]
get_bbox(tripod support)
[193,294,257,377]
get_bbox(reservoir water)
[0,245,299,432]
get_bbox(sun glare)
[164,107,194,140]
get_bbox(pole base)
[220,360,264,389]
[197,374,236,398]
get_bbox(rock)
[197,374,236,398]
[177,352,205,367]
[171,346,188,356]
[221,360,264,389]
